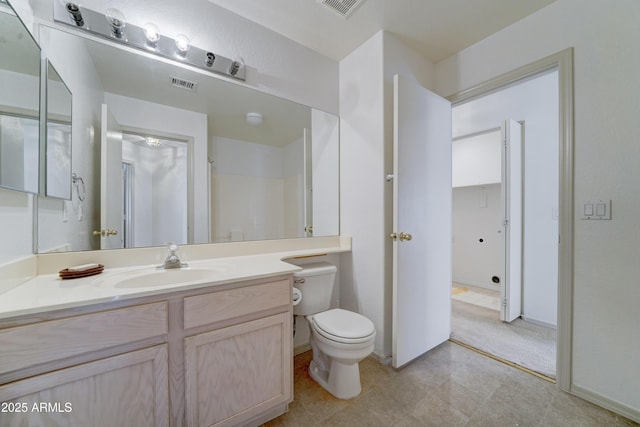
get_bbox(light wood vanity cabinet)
[0,275,293,427]
[0,345,170,427]
[183,279,292,427]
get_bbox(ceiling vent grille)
[170,76,198,92]
[317,0,365,19]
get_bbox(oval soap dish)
[59,264,104,280]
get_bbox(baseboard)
[571,384,640,423]
[453,279,499,292]
[370,351,392,366]
[521,316,557,329]
[294,343,311,356]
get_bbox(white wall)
[452,72,559,326]
[453,184,503,290]
[0,188,33,265]
[104,92,208,244]
[340,31,436,358]
[210,136,303,242]
[339,32,386,357]
[436,0,640,416]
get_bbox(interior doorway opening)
[449,69,559,379]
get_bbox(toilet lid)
[312,309,375,341]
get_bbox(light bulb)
[175,34,190,57]
[229,58,244,76]
[205,52,216,67]
[143,23,160,48]
[105,8,126,38]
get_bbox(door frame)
[447,48,574,392]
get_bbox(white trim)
[447,48,574,392]
[572,385,640,424]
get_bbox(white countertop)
[0,241,348,320]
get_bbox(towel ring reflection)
[72,173,86,201]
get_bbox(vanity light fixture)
[54,3,246,81]
[65,2,84,27]
[105,8,126,39]
[246,112,263,126]
[175,34,190,57]
[143,23,160,48]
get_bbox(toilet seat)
[310,309,375,344]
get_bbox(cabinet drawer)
[0,302,167,375]
[184,280,290,330]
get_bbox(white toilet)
[293,262,376,399]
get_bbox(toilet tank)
[292,262,337,316]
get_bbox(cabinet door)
[0,345,168,427]
[184,313,292,427]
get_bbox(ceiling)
[207,0,555,62]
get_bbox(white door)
[392,74,452,368]
[99,104,124,249]
[500,119,523,322]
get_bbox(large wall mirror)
[0,4,40,195]
[35,24,339,254]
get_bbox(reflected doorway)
[121,132,188,248]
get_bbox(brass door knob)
[399,232,412,241]
[92,229,118,237]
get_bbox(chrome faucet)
[159,243,187,269]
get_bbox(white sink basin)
[94,264,232,289]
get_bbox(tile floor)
[265,342,638,426]
[452,283,501,311]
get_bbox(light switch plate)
[581,200,611,220]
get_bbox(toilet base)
[308,357,362,400]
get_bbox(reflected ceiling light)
[146,137,161,147]
[143,23,160,48]
[175,34,190,57]
[246,112,263,126]
[105,8,126,38]
[65,2,84,27]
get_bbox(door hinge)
[503,218,509,226]
[502,298,508,307]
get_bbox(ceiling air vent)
[317,0,366,19]
[170,76,198,92]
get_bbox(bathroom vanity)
[0,261,298,426]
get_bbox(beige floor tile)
[265,342,638,427]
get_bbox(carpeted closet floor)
[451,286,556,378]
